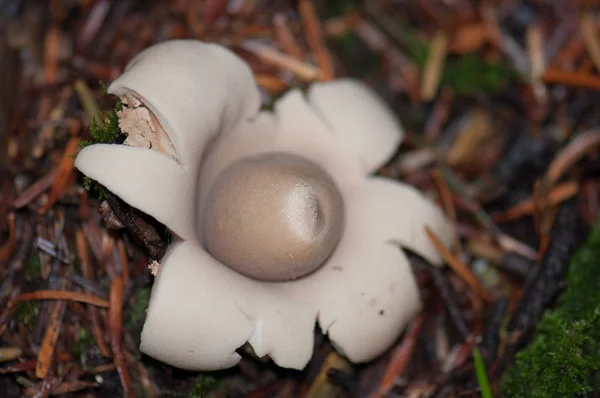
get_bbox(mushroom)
[75,39,455,371]
[203,152,344,281]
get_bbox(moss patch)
[78,89,126,200]
[14,301,38,325]
[73,326,95,357]
[187,375,218,398]
[500,220,600,397]
[407,41,519,96]
[126,286,151,331]
[24,253,40,280]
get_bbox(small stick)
[109,277,134,398]
[369,314,424,398]
[551,33,585,69]
[75,229,110,357]
[298,0,335,80]
[526,23,547,105]
[0,347,22,363]
[491,181,579,222]
[73,79,100,118]
[546,129,600,185]
[83,218,104,263]
[425,88,453,141]
[13,172,56,209]
[77,0,111,50]
[273,13,304,60]
[542,68,600,90]
[421,30,449,101]
[8,290,110,308]
[78,187,89,220]
[38,137,80,214]
[240,39,321,81]
[425,226,492,303]
[118,240,129,288]
[44,25,59,84]
[431,169,461,256]
[35,300,66,378]
[581,11,600,75]
[254,73,289,93]
[0,213,16,262]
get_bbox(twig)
[109,277,134,398]
[352,19,421,100]
[298,0,335,80]
[25,381,98,396]
[77,0,111,50]
[273,13,304,60]
[75,229,110,357]
[425,226,492,303]
[73,79,100,118]
[430,266,472,341]
[545,130,600,185]
[439,166,538,260]
[581,11,600,75]
[480,296,508,365]
[0,213,16,262]
[118,240,130,288]
[8,290,110,308]
[493,200,584,380]
[0,347,22,362]
[240,39,321,81]
[506,200,582,336]
[432,169,461,256]
[425,89,453,141]
[39,136,80,214]
[542,68,600,90]
[369,314,424,398]
[82,218,104,263]
[526,23,547,106]
[44,25,59,84]
[491,181,579,222]
[13,172,56,209]
[480,2,529,74]
[421,30,449,101]
[34,237,70,264]
[35,299,66,378]
[254,73,289,93]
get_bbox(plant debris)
[501,217,600,397]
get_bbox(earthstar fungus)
[75,40,455,371]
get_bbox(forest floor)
[1,0,600,397]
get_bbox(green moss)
[126,287,151,330]
[316,0,358,18]
[77,85,126,200]
[74,326,94,357]
[79,99,124,148]
[187,375,218,398]
[500,221,600,397]
[329,33,381,78]
[24,253,40,280]
[81,176,109,201]
[14,301,38,325]
[407,42,519,96]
